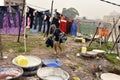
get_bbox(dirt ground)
[0,34,113,80]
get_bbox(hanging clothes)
[59,16,67,33]
[26,11,30,28]
[41,14,50,33]
[70,21,78,36]
[38,12,44,32]
[66,19,72,34]
[30,11,45,34]
[30,9,50,34]
[0,6,7,29]
[45,15,50,36]
[28,7,34,29]
[0,13,4,29]
[0,6,24,35]
[30,11,39,34]
[7,13,17,28]
[52,12,60,28]
[13,6,21,29]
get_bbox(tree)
[62,7,79,19]
[82,16,87,20]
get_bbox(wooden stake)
[88,22,101,47]
[107,17,120,41]
[17,0,25,42]
[0,33,3,60]
[100,37,102,47]
[110,34,120,55]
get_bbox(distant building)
[103,11,120,24]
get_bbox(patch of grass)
[1,34,43,53]
[87,43,100,51]
[17,47,26,52]
[110,65,120,71]
[106,65,120,74]
[105,54,120,64]
[87,41,113,51]
[69,63,82,71]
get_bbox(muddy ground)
[0,34,113,80]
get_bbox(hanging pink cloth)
[26,17,30,28]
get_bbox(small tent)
[26,0,52,12]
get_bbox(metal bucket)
[37,67,70,80]
[12,55,42,76]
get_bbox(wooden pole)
[107,17,120,41]
[100,36,102,47]
[88,22,101,47]
[111,25,120,56]
[110,34,120,55]
[17,0,25,42]
[114,23,119,55]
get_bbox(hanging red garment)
[59,16,67,33]
[66,19,72,34]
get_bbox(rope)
[100,0,120,7]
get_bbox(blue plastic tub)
[42,59,62,67]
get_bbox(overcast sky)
[26,0,120,19]
[1,0,120,19]
[53,0,120,19]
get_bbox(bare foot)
[54,51,57,54]
[60,51,63,54]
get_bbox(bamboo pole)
[110,34,120,55]
[107,17,120,41]
[23,2,27,52]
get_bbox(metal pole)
[51,0,54,17]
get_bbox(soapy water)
[44,75,64,80]
[37,67,69,80]
[0,67,22,79]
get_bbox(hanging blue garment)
[0,6,7,29]
[30,11,44,34]
[70,22,78,36]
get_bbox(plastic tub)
[42,59,62,67]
